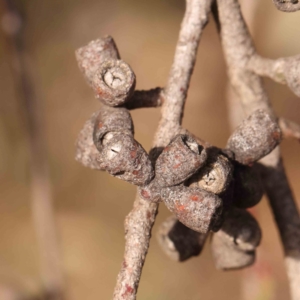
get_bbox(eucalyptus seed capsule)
[161,186,222,234]
[227,109,281,165]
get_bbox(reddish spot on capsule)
[98,122,103,129]
[173,163,181,169]
[175,201,186,212]
[132,170,139,176]
[190,195,199,201]
[130,149,137,159]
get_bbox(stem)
[112,0,213,299]
[216,0,300,299]
[1,1,65,299]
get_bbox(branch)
[1,2,65,299]
[272,0,300,12]
[279,118,300,141]
[125,88,163,110]
[112,0,213,299]
[247,54,300,97]
[215,1,300,299]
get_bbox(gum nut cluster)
[75,36,282,271]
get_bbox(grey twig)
[112,0,213,299]
[279,118,300,141]
[125,88,163,110]
[1,1,65,299]
[247,54,300,97]
[215,0,300,299]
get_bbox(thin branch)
[215,1,300,299]
[272,0,300,12]
[1,1,65,299]
[125,87,163,110]
[247,54,300,97]
[112,0,213,299]
[279,118,300,141]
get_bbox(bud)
[233,163,264,209]
[227,109,281,165]
[92,59,136,106]
[187,148,233,195]
[93,106,133,151]
[155,134,207,187]
[75,36,120,86]
[161,186,223,234]
[157,216,207,262]
[100,132,154,185]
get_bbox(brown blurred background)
[0,0,300,299]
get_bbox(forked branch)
[112,0,213,299]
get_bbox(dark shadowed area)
[0,0,300,299]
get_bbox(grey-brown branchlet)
[227,109,282,165]
[187,148,233,195]
[155,134,207,187]
[211,208,261,270]
[161,186,223,234]
[75,112,104,170]
[98,132,154,186]
[157,215,207,262]
[93,106,134,151]
[92,59,136,106]
[75,36,120,86]
[284,56,300,97]
[233,163,264,209]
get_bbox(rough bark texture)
[216,0,300,298]
[112,0,213,298]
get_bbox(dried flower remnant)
[92,59,136,106]
[161,186,222,234]
[155,134,207,187]
[233,163,264,209]
[157,215,207,262]
[75,36,120,86]
[227,109,282,165]
[187,149,233,194]
[211,208,261,270]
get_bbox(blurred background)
[0,0,300,299]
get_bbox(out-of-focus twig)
[1,1,65,299]
[279,118,300,141]
[215,0,300,299]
